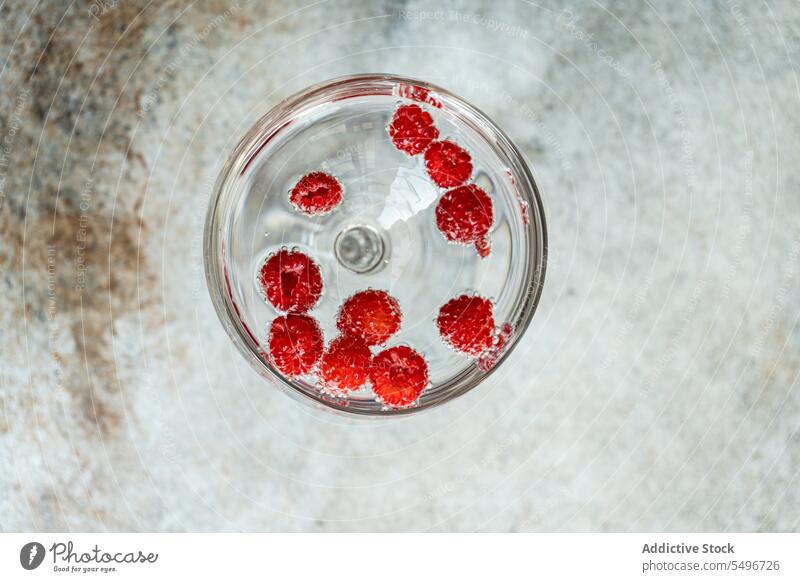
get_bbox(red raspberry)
[336,289,402,346]
[436,294,495,356]
[267,313,324,378]
[317,335,373,393]
[435,184,494,255]
[289,172,343,215]
[258,249,322,312]
[370,346,429,408]
[388,104,439,155]
[424,140,472,187]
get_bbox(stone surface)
[1,0,799,531]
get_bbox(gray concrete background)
[1,0,799,531]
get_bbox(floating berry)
[424,140,472,187]
[370,346,429,408]
[267,313,324,377]
[317,335,373,393]
[436,294,495,356]
[258,249,322,312]
[388,104,439,155]
[435,184,494,256]
[289,172,343,214]
[337,289,402,346]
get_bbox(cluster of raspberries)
[388,102,494,258]
[388,98,511,366]
[258,96,510,408]
[259,248,427,408]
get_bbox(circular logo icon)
[20,542,45,570]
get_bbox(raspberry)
[436,294,495,356]
[267,313,324,377]
[435,184,494,255]
[424,140,472,187]
[370,346,429,408]
[289,172,343,215]
[317,335,373,393]
[388,104,439,155]
[336,289,402,346]
[258,249,322,312]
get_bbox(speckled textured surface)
[1,0,799,532]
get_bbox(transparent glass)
[204,74,547,416]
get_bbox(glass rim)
[204,73,548,417]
